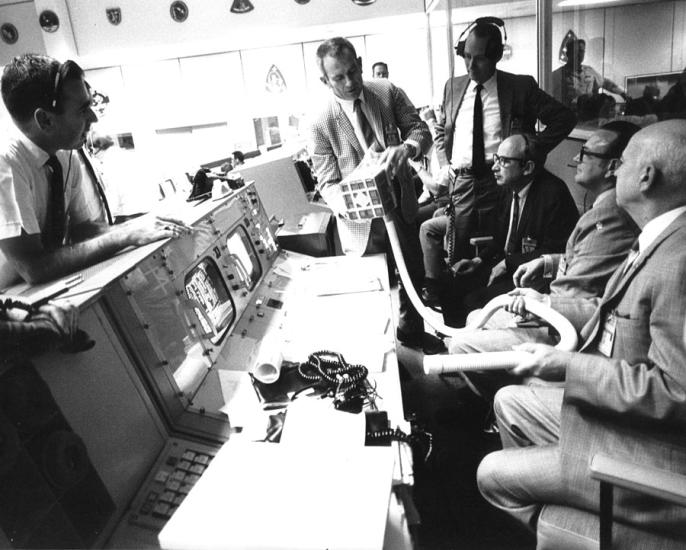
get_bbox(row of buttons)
[138,449,214,521]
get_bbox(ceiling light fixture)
[351,0,376,5]
[230,0,254,14]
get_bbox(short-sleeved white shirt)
[0,131,103,288]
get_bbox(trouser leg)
[494,384,564,448]
[419,212,448,280]
[477,444,565,532]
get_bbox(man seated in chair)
[448,121,640,399]
[476,120,686,547]
[442,133,578,326]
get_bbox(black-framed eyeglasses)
[50,59,83,111]
[579,145,615,163]
[493,153,525,166]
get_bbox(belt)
[450,163,494,177]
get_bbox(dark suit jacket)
[556,211,686,539]
[434,70,576,167]
[478,169,579,273]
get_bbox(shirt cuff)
[542,254,555,279]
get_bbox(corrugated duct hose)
[383,212,578,375]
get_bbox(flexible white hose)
[383,216,578,374]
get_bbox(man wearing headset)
[0,54,191,289]
[422,17,576,309]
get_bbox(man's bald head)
[616,120,686,226]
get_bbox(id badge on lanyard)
[597,310,617,357]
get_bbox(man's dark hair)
[316,37,357,76]
[600,121,641,158]
[1,54,84,123]
[372,62,388,72]
[469,22,504,62]
[232,150,245,163]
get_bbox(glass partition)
[550,0,686,130]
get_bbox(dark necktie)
[79,148,113,225]
[472,84,485,175]
[505,192,520,254]
[353,98,381,152]
[43,155,65,250]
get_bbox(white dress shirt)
[451,73,502,169]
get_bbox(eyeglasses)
[493,153,525,166]
[579,145,615,163]
[50,59,82,111]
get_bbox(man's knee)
[476,451,502,504]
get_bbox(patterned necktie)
[505,192,520,254]
[472,84,485,175]
[621,239,640,276]
[79,148,113,225]
[43,155,65,250]
[353,98,381,152]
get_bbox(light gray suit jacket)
[548,190,638,331]
[309,79,431,250]
[557,211,686,538]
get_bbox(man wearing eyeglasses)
[448,122,640,399]
[0,54,191,288]
[442,133,578,326]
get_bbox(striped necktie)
[353,98,381,152]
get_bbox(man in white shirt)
[477,120,686,547]
[309,37,444,355]
[423,17,575,309]
[0,54,191,288]
[448,121,640,399]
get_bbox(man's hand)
[510,342,570,380]
[121,214,193,247]
[513,257,545,288]
[450,257,482,276]
[380,144,411,179]
[488,259,507,286]
[30,301,79,339]
[506,287,547,317]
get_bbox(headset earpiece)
[454,16,507,62]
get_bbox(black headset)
[454,17,507,62]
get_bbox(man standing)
[0,54,190,288]
[449,122,640,398]
[309,37,443,354]
[477,120,686,546]
[371,62,389,79]
[446,134,578,324]
[423,17,575,306]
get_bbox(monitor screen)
[184,258,235,344]
[226,227,262,290]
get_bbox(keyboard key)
[166,480,181,492]
[189,464,205,475]
[154,470,170,484]
[159,491,175,504]
[181,450,196,461]
[152,502,171,519]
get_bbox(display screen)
[226,227,262,290]
[184,258,235,343]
